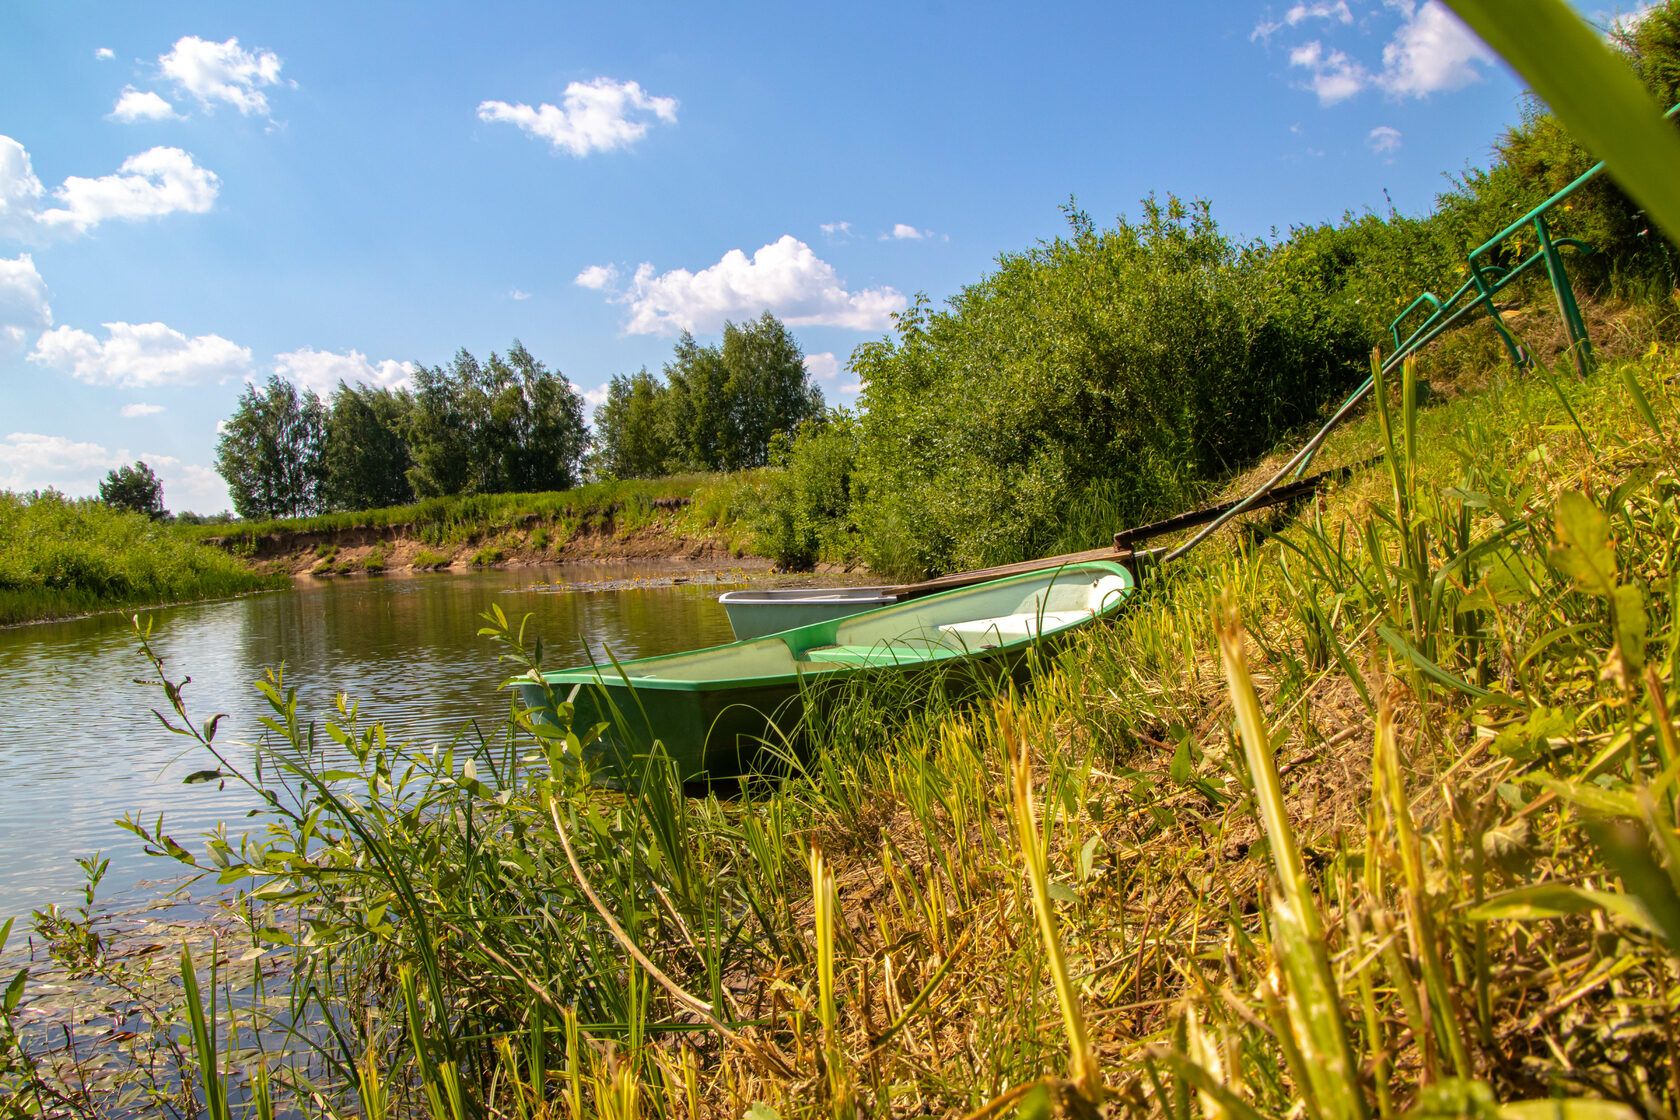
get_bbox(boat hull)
[520,560,1134,783]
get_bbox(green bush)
[410,548,451,570]
[847,197,1367,578]
[750,413,861,569]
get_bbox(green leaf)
[1467,882,1658,935]
[4,967,27,1015]
[182,769,226,784]
[1549,492,1616,598]
[1619,363,1665,438]
[1078,834,1105,882]
[1046,881,1080,906]
[1583,816,1680,952]
[1378,625,1524,707]
[743,1105,782,1120]
[1169,732,1194,783]
[1406,1077,1498,1120]
[1500,1099,1639,1120]
[1444,0,1680,245]
[1612,583,1648,675]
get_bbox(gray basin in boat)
[718,585,899,639]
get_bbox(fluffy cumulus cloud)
[0,136,218,241]
[478,78,678,156]
[273,347,414,395]
[111,87,178,122]
[120,403,165,418]
[1272,0,1493,104]
[593,235,907,336]
[573,264,618,290]
[1377,0,1494,97]
[804,351,843,382]
[0,138,46,241]
[0,435,228,509]
[1368,124,1403,153]
[0,433,125,493]
[1289,40,1371,104]
[160,35,286,116]
[95,47,116,61]
[30,321,251,388]
[0,253,51,353]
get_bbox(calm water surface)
[0,565,741,920]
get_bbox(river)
[0,565,743,922]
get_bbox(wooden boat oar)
[882,462,1360,602]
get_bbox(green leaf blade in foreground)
[1446,0,1680,242]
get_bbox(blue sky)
[0,0,1602,512]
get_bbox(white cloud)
[1253,1,1353,41]
[574,263,618,290]
[110,87,179,122]
[887,223,928,240]
[1275,1,1492,104]
[820,220,851,237]
[42,147,217,233]
[95,47,116,60]
[0,433,126,494]
[30,321,251,388]
[1289,40,1369,104]
[478,78,678,157]
[1368,124,1403,153]
[0,253,51,354]
[0,438,232,511]
[838,381,861,395]
[608,235,907,336]
[160,461,231,513]
[509,288,531,300]
[273,347,414,395]
[804,352,843,382]
[120,403,165,417]
[1377,1,1493,97]
[581,383,611,414]
[159,35,286,116]
[0,138,218,240]
[0,137,47,242]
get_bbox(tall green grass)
[7,348,1680,1117]
[0,492,286,625]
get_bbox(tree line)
[588,312,825,478]
[214,315,825,520]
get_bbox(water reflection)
[0,565,740,919]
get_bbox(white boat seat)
[938,610,1092,646]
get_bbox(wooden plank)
[1111,463,1360,549]
[882,462,1361,602]
[884,545,1123,601]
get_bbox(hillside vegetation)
[0,492,286,626]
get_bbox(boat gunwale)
[540,560,1134,693]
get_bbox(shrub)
[750,412,861,569]
[410,548,452,570]
[469,545,504,567]
[848,197,1368,577]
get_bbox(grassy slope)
[0,496,288,626]
[9,348,1680,1117]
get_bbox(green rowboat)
[520,559,1133,782]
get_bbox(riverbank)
[7,346,1678,1117]
[0,494,288,627]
